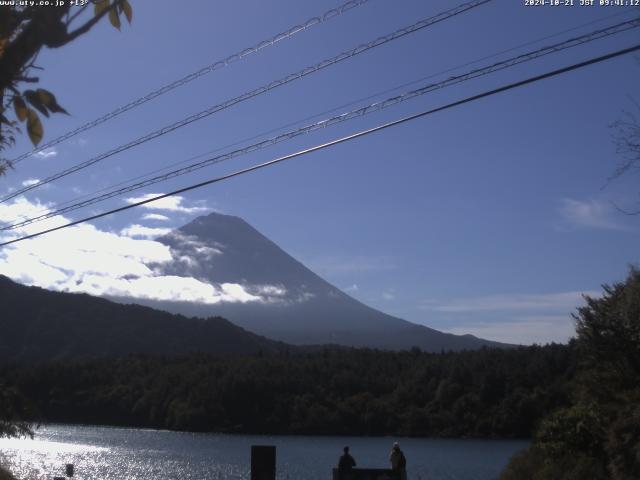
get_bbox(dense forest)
[1,344,573,438]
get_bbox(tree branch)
[66,4,90,27]
[62,0,123,46]
[15,75,39,83]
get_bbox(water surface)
[0,424,527,480]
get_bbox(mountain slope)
[130,212,509,351]
[0,275,287,362]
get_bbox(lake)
[0,424,527,480]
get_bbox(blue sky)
[1,0,639,344]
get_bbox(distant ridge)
[0,275,287,362]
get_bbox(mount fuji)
[118,212,507,351]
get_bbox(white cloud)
[143,213,170,222]
[125,194,208,214]
[67,138,88,147]
[446,316,576,345]
[163,230,223,259]
[305,255,396,277]
[35,148,57,159]
[253,285,287,296]
[0,223,171,286]
[294,291,315,303]
[0,196,53,227]
[67,274,260,304]
[344,284,359,293]
[382,290,395,301]
[0,198,268,306]
[121,224,172,239]
[558,198,632,231]
[421,289,602,345]
[21,178,40,187]
[218,283,261,303]
[422,291,599,313]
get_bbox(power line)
[4,17,638,231]
[5,16,637,229]
[373,7,640,104]
[0,0,493,203]
[8,0,371,166]
[2,43,638,248]
[17,6,635,225]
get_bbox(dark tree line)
[0,343,574,439]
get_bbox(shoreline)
[22,421,534,442]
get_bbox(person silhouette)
[389,442,407,480]
[338,445,356,472]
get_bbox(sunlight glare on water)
[0,424,527,480]
[0,435,107,480]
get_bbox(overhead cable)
[2,43,638,247]
[8,0,372,165]
[4,17,638,230]
[0,0,493,203]
[20,6,636,224]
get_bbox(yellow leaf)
[37,89,53,106]
[26,109,43,146]
[36,88,68,115]
[94,0,109,16]
[13,97,27,122]
[24,89,49,117]
[109,6,121,30]
[122,0,133,23]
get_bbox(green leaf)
[109,5,121,30]
[13,96,27,122]
[26,109,43,146]
[121,0,133,23]
[23,90,49,118]
[36,89,69,115]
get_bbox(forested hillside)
[1,344,573,438]
[0,275,287,361]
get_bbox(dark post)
[251,445,276,480]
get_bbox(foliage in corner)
[611,101,640,189]
[500,267,640,480]
[0,0,133,175]
[0,385,34,439]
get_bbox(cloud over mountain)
[0,196,279,305]
[125,193,209,214]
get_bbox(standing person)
[338,446,356,472]
[389,442,407,480]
